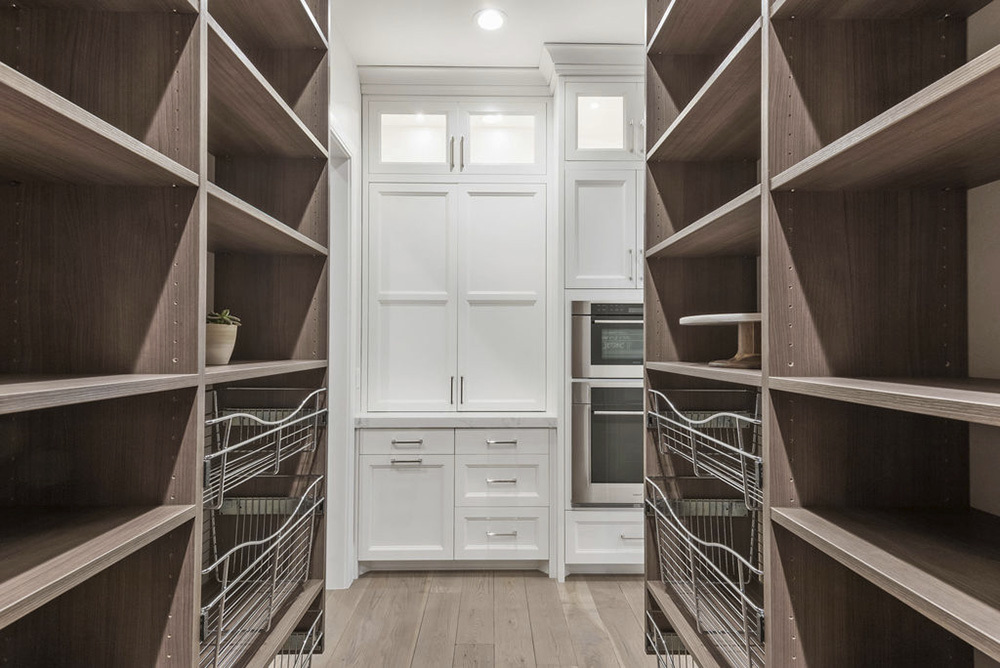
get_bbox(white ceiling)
[330,0,645,68]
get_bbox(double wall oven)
[571,302,644,506]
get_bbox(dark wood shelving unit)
[0,0,331,663]
[646,0,1000,665]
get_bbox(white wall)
[326,18,363,590]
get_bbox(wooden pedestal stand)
[678,313,762,369]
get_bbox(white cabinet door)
[565,81,644,161]
[565,509,644,565]
[358,455,455,561]
[457,101,547,176]
[368,184,458,412]
[455,454,549,507]
[565,170,639,289]
[369,100,461,175]
[457,185,547,412]
[455,508,549,560]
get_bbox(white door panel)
[566,170,638,289]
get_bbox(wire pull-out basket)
[646,611,697,668]
[205,388,327,509]
[646,479,764,668]
[648,389,762,511]
[200,476,324,668]
[269,610,323,668]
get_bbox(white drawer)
[566,510,644,565]
[455,428,549,455]
[359,429,454,455]
[455,455,549,507]
[455,508,549,560]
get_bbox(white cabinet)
[565,169,643,289]
[565,509,644,565]
[455,508,549,560]
[367,184,458,412]
[455,454,549,507]
[367,184,547,412]
[565,81,644,161]
[358,454,455,561]
[369,99,547,175]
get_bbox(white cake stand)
[678,312,762,369]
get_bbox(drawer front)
[566,510,644,565]
[455,508,549,560]
[455,428,549,455]
[360,429,455,455]
[456,455,549,507]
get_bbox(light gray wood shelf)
[210,0,327,50]
[0,374,201,416]
[646,361,762,387]
[204,360,328,384]
[646,185,760,258]
[770,0,991,19]
[207,183,328,256]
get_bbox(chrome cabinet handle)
[460,376,465,404]
[486,439,518,446]
[629,248,634,280]
[460,136,465,171]
[620,534,643,540]
[391,439,424,447]
[390,458,423,464]
[592,319,642,325]
[593,410,645,416]
[449,136,455,170]
[450,376,455,405]
[486,478,518,484]
[628,120,634,153]
[486,531,518,538]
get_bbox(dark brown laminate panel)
[648,0,760,55]
[207,183,328,255]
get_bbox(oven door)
[572,381,645,506]
[572,313,644,379]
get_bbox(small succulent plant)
[207,309,242,326]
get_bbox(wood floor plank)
[457,571,495,645]
[588,579,657,667]
[494,573,536,668]
[524,574,578,666]
[412,574,464,668]
[454,643,496,668]
[559,580,623,668]
[617,577,648,626]
[322,573,429,667]
[321,575,372,658]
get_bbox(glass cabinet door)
[369,101,459,174]
[458,102,547,175]
[565,82,644,161]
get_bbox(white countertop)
[354,413,558,429]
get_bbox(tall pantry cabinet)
[0,0,332,665]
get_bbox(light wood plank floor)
[313,571,658,668]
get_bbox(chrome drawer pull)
[486,478,518,484]
[486,531,518,538]
[391,439,424,447]
[390,458,423,465]
[486,439,518,446]
[620,534,643,540]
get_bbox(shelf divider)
[0,505,196,630]
[773,507,1000,662]
[0,63,199,186]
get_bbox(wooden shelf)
[771,44,1000,191]
[647,20,761,162]
[210,0,327,50]
[13,0,198,11]
[646,185,760,258]
[771,0,991,19]
[244,579,323,668]
[647,0,760,55]
[0,63,199,186]
[205,360,328,384]
[0,505,196,629]
[646,581,725,668]
[772,507,1000,661]
[207,183,328,256]
[769,376,1000,427]
[207,18,328,159]
[0,374,200,416]
[646,361,762,387]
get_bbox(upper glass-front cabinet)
[369,99,547,175]
[565,81,644,161]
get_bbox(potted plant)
[206,309,242,365]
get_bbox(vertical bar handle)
[629,248,634,280]
[460,136,465,171]
[449,136,455,171]
[450,376,455,405]
[628,120,635,153]
[460,376,465,404]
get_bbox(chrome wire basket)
[200,476,324,668]
[646,611,698,668]
[270,610,323,668]
[205,388,327,509]
[648,389,762,511]
[646,479,764,668]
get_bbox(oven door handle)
[592,410,645,416]
[591,319,643,325]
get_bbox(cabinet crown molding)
[359,66,551,97]
[540,43,646,86]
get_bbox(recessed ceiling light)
[475,8,506,31]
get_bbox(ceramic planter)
[206,323,239,365]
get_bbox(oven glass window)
[590,388,644,484]
[592,321,643,366]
